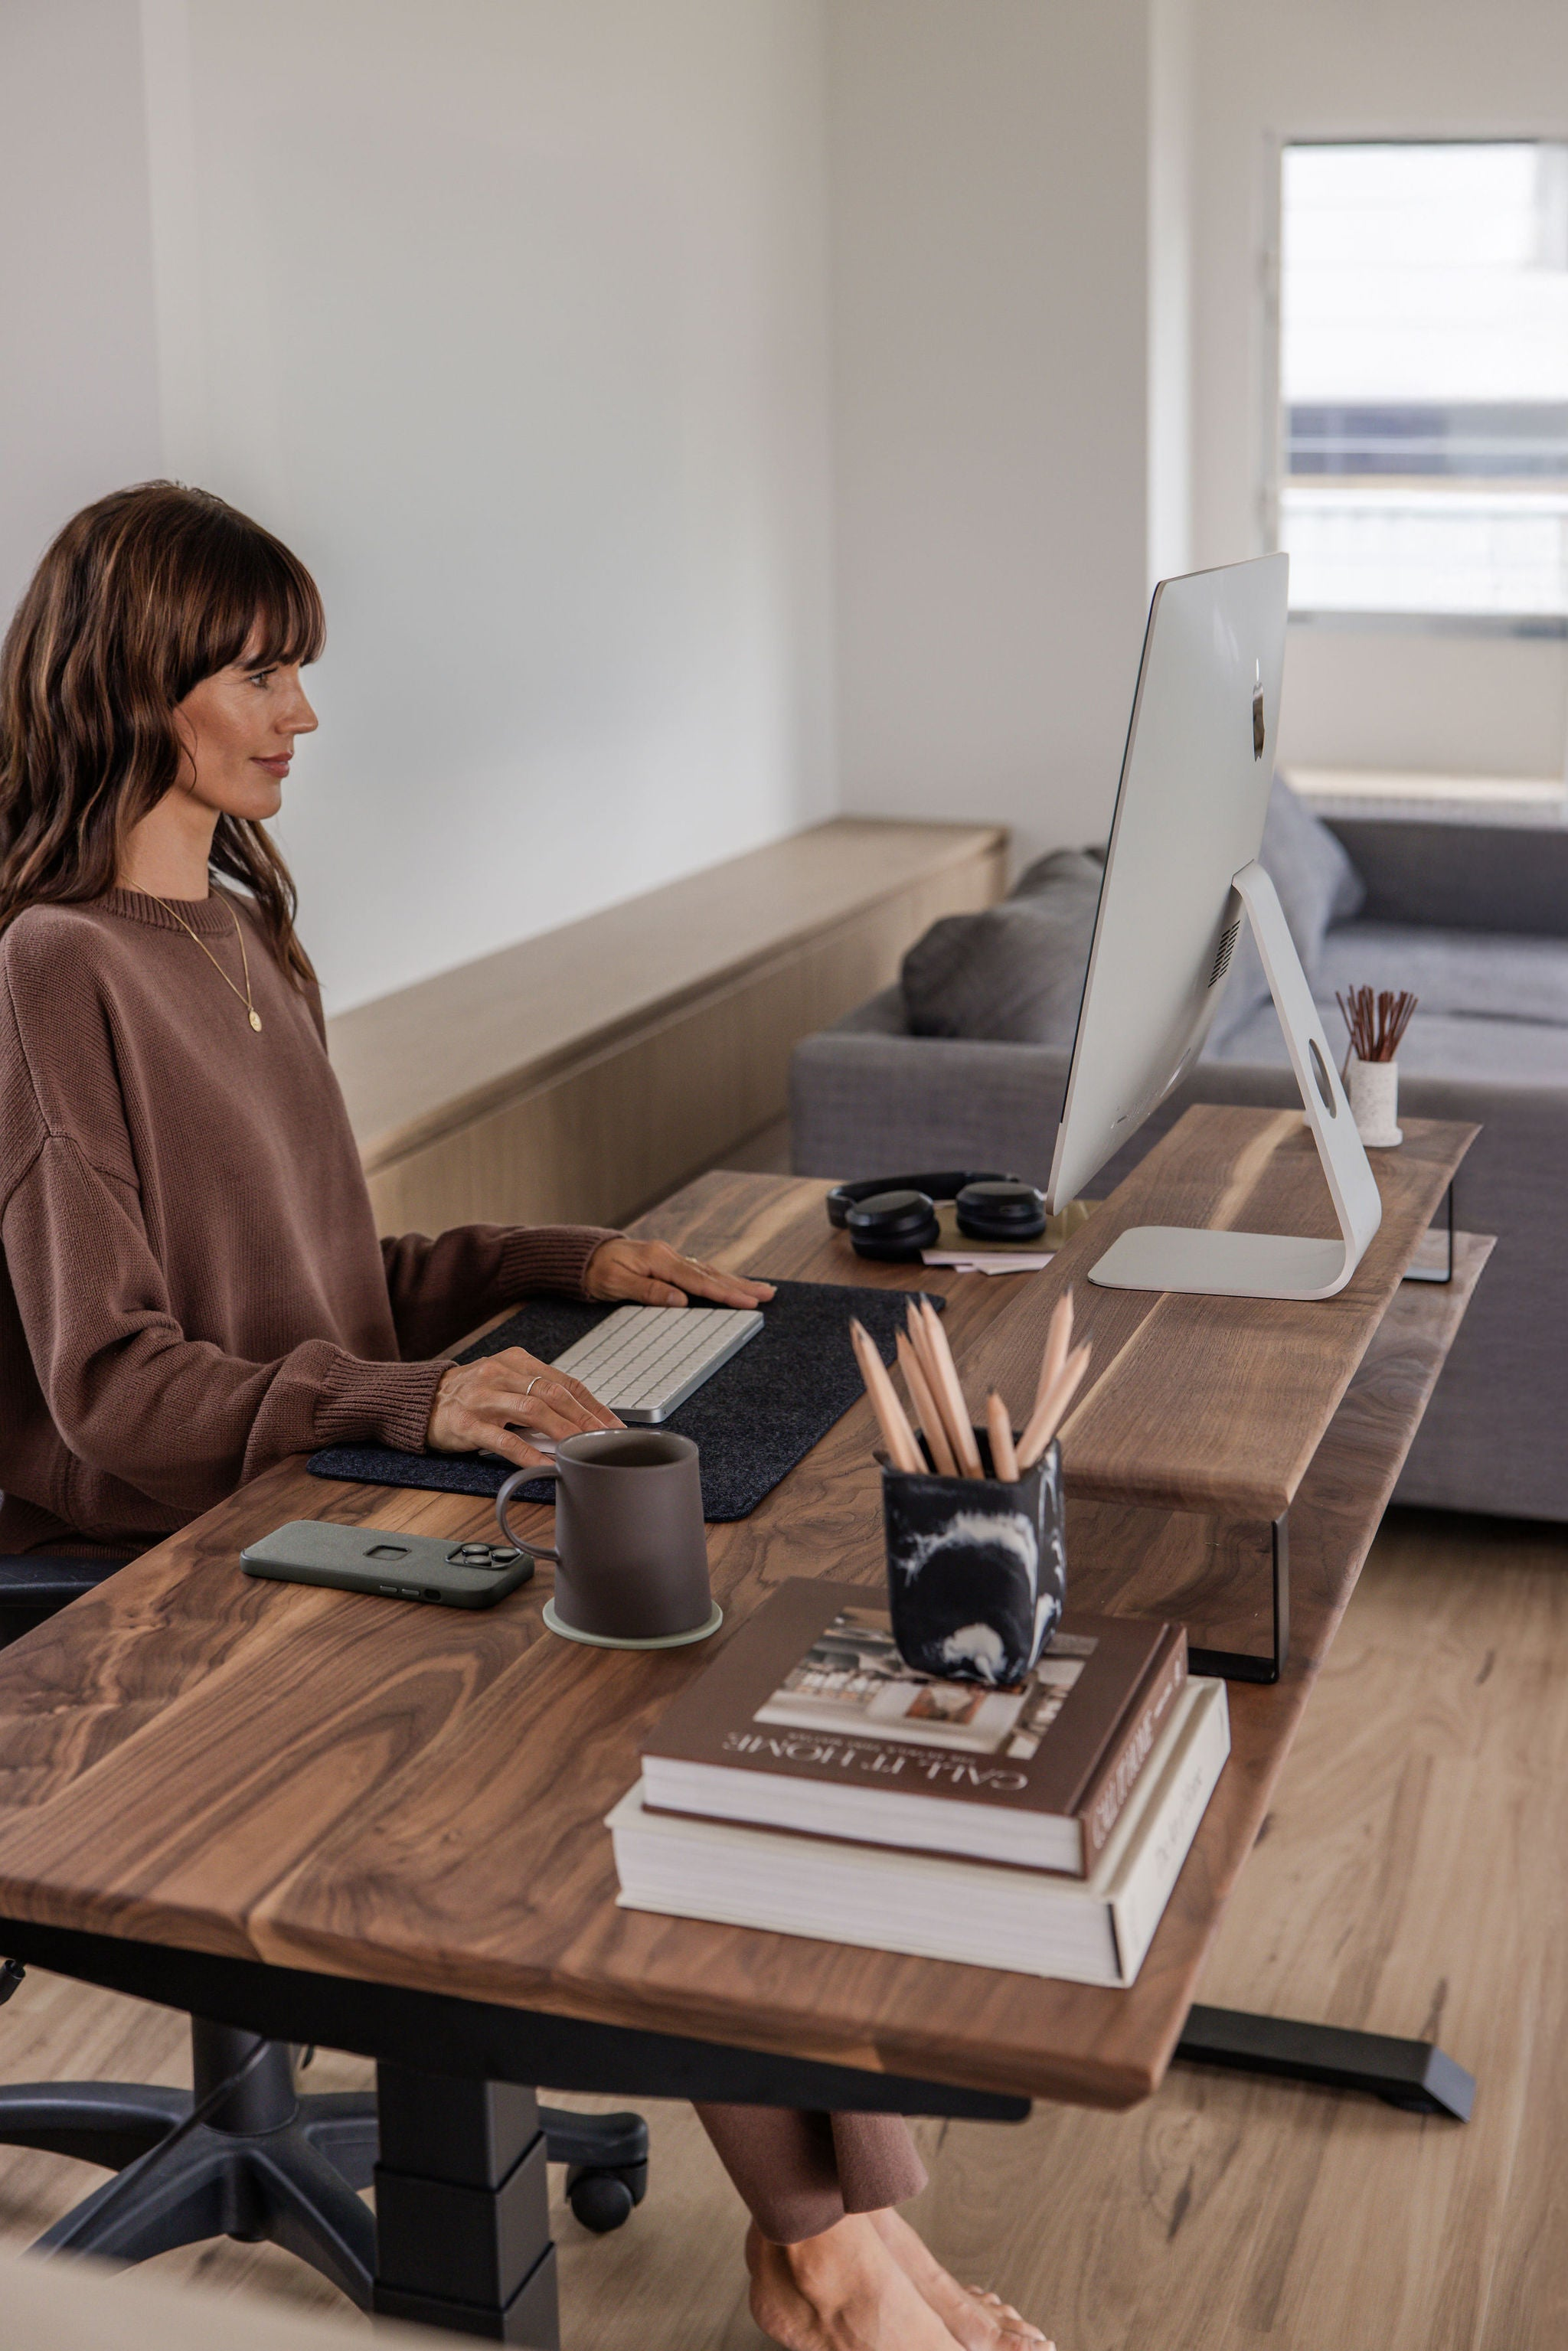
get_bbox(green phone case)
[240,1520,536,1609]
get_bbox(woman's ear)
[170,700,200,793]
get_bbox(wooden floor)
[2,1505,1563,2349]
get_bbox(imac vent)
[1207,918,1242,990]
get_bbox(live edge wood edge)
[0,1109,1485,2116]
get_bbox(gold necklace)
[150,894,263,1032]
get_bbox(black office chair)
[0,1555,649,2307]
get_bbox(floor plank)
[1,1506,1563,2347]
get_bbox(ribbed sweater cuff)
[314,1356,449,1455]
[501,1223,619,1301]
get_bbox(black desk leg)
[1188,1514,1289,1687]
[373,2064,558,2345]
[1402,1180,1455,1287]
[1175,2005,1475,2121]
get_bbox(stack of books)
[608,1578,1229,1987]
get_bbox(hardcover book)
[614,1674,1230,1987]
[642,1578,1186,1876]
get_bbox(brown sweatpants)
[694,2103,928,2245]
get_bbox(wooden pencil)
[1018,1341,1092,1468]
[1035,1291,1073,1415]
[919,1298,983,1476]
[906,1301,969,1469]
[897,1333,958,1474]
[850,1319,923,1473]
[985,1392,1020,1482]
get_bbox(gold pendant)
[248,1009,263,1032]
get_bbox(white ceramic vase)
[1348,1053,1401,1148]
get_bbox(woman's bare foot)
[745,2215,967,2350]
[868,2208,1053,2349]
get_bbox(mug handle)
[496,1464,560,1561]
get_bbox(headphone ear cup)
[955,1179,1047,1242]
[844,1188,940,1261]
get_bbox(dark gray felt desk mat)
[307,1279,942,1523]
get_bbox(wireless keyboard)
[550,1304,764,1424]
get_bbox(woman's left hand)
[585,1238,776,1311]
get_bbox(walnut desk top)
[0,1108,1484,2111]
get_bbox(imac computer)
[1047,553,1383,1300]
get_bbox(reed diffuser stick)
[1337,984,1418,1064]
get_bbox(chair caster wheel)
[566,2159,648,2233]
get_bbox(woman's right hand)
[426,1346,622,1471]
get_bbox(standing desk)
[0,1105,1487,2343]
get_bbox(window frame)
[1265,131,1568,642]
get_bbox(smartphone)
[240,1521,535,1610]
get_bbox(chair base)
[0,2019,648,2308]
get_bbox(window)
[1278,141,1568,623]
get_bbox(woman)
[0,484,1047,2351]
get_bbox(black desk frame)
[0,1914,1027,2346]
[1172,1180,1475,2127]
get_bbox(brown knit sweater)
[0,889,614,1553]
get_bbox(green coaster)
[541,1598,724,1651]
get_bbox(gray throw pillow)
[899,778,1364,1051]
[900,847,1105,1044]
[1208,775,1366,1048]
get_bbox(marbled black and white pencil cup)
[881,1432,1066,1687]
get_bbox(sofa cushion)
[833,983,910,1037]
[899,778,1364,1050]
[1318,920,1568,1029]
[1267,773,1367,941]
[1208,776,1367,1048]
[900,847,1104,1044]
[1208,999,1568,1089]
[1206,920,1568,1087]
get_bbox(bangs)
[237,537,326,669]
[171,501,327,694]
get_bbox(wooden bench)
[327,818,1005,1235]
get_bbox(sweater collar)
[100,887,246,939]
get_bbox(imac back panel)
[1047,553,1289,1212]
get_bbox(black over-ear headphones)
[825,1169,1048,1262]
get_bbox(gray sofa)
[791,813,1568,1524]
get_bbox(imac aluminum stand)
[1089,863,1383,1301]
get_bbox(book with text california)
[641,1578,1186,1875]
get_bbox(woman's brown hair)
[0,482,324,984]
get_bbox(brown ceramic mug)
[495,1430,719,1649]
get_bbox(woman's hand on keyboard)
[426,1347,622,1470]
[583,1239,776,1311]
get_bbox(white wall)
[0,0,162,616]
[3,0,835,1014]
[1189,0,1568,779]
[825,0,1179,873]
[170,0,836,1010]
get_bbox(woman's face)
[173,638,318,822]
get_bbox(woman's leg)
[694,2105,926,2245]
[694,2105,1050,2351]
